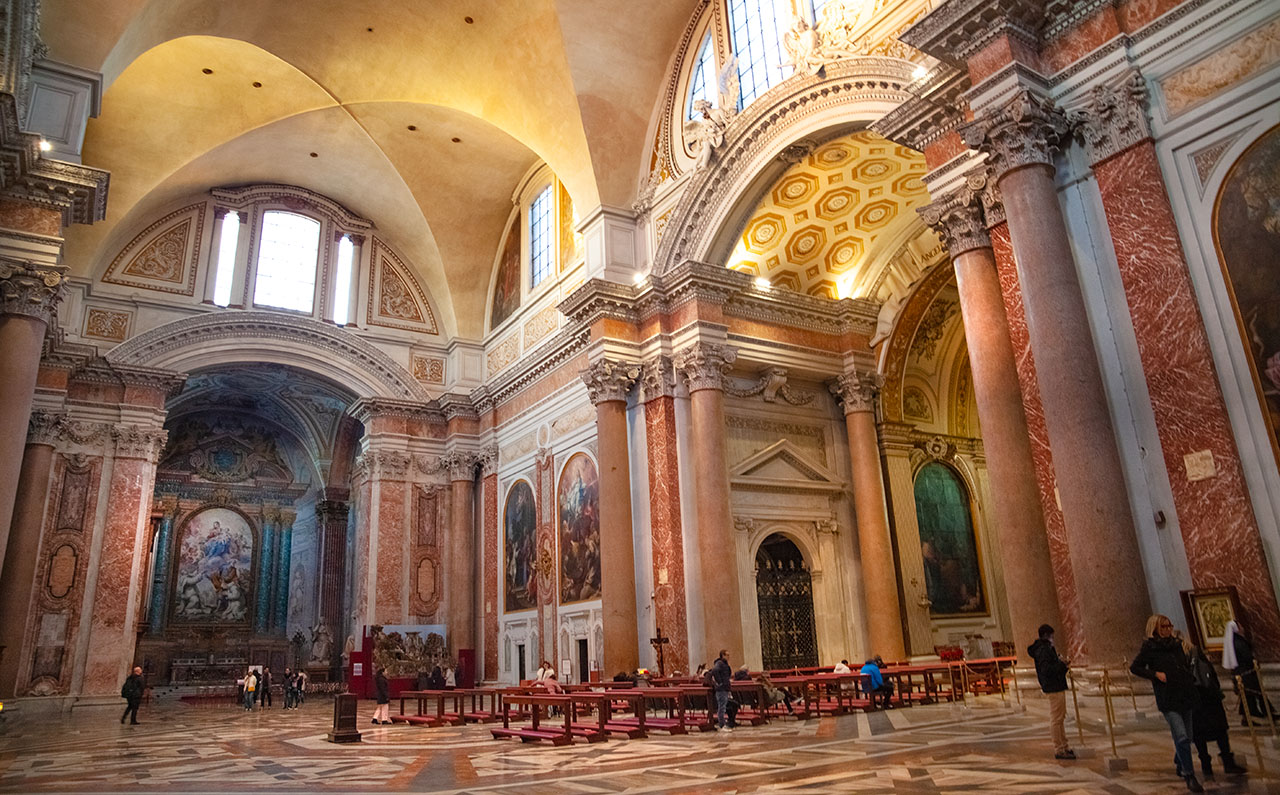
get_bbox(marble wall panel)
[483,473,499,680]
[374,481,407,624]
[1093,143,1280,651]
[644,396,689,674]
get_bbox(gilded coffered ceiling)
[728,131,933,301]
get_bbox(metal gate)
[756,535,818,671]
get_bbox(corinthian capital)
[0,259,67,325]
[829,371,883,415]
[918,181,991,256]
[673,342,737,393]
[439,450,479,482]
[1071,72,1151,166]
[112,424,168,462]
[580,358,640,405]
[960,89,1069,179]
[27,410,66,446]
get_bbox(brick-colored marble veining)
[644,396,689,674]
[483,473,499,680]
[0,198,62,236]
[1042,6,1123,73]
[374,481,407,623]
[990,223,1085,661]
[1094,142,1280,654]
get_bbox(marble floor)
[0,693,1276,793]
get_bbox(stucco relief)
[522,304,560,349]
[102,204,205,296]
[411,354,445,385]
[82,307,130,342]
[1161,17,1280,117]
[367,240,439,333]
[486,335,520,377]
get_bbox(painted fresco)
[1215,124,1280,458]
[503,480,537,612]
[558,453,601,604]
[490,220,521,329]
[913,463,985,615]
[174,507,253,623]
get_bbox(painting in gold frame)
[1180,586,1241,655]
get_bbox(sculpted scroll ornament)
[0,260,65,324]
[580,358,640,405]
[724,367,815,406]
[636,355,677,403]
[1071,72,1152,166]
[829,371,883,414]
[960,90,1069,178]
[673,342,738,393]
[682,58,739,172]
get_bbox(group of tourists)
[1031,618,1266,793]
[238,666,307,711]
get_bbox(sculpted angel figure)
[682,59,739,172]
[782,16,833,76]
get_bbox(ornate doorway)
[755,534,818,670]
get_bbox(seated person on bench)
[536,674,565,695]
[861,656,894,708]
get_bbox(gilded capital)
[0,259,67,325]
[960,89,1069,179]
[1072,72,1151,166]
[673,342,737,393]
[829,371,883,415]
[580,358,640,405]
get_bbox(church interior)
[1,0,1279,791]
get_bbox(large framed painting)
[490,220,521,329]
[1213,123,1280,464]
[558,453,600,604]
[1180,586,1241,655]
[503,480,537,612]
[913,462,986,615]
[173,507,254,623]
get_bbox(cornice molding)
[871,65,972,152]
[469,324,591,414]
[0,92,109,226]
[900,0,1046,64]
[348,396,445,426]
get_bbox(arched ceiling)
[42,0,695,339]
[728,131,935,301]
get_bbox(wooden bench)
[455,688,502,723]
[391,690,466,727]
[491,694,579,746]
[570,690,648,739]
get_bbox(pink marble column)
[640,357,689,674]
[0,263,65,574]
[482,470,499,680]
[674,342,744,663]
[963,90,1150,662]
[830,372,906,661]
[581,359,640,674]
[444,451,478,657]
[0,411,60,698]
[921,190,1062,659]
[1079,76,1280,650]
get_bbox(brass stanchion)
[998,660,1008,704]
[1100,668,1128,771]
[1255,662,1278,738]
[1238,674,1267,774]
[1069,669,1084,746]
[1121,660,1140,718]
[1013,662,1023,707]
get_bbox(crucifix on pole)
[649,627,671,678]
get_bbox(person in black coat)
[1131,615,1203,793]
[1027,624,1073,760]
[372,666,391,725]
[1186,639,1246,779]
[427,665,446,690]
[120,666,145,725]
[259,667,273,709]
[711,650,734,731]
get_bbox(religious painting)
[913,462,985,615]
[173,507,253,623]
[503,480,537,612]
[1214,124,1280,463]
[369,624,447,678]
[558,453,601,604]
[490,219,521,329]
[1181,586,1242,655]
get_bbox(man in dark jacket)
[711,650,734,731]
[120,666,145,725]
[1028,624,1073,760]
[259,666,273,709]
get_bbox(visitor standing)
[1186,636,1246,779]
[282,668,296,709]
[243,668,257,711]
[295,669,307,705]
[120,666,144,725]
[1028,624,1073,760]
[427,665,445,690]
[711,649,734,731]
[259,666,273,709]
[1224,620,1273,724]
[1131,614,1203,792]
[372,665,391,725]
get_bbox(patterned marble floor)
[1,693,1277,793]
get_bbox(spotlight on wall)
[632,271,647,285]
[912,64,928,80]
[38,139,52,152]
[754,276,771,290]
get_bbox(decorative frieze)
[724,366,814,406]
[1071,72,1152,166]
[0,258,65,324]
[829,370,883,415]
[673,342,737,393]
[580,358,640,405]
[960,89,1069,179]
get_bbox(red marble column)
[445,451,478,657]
[674,342,744,663]
[0,263,65,575]
[641,357,689,673]
[1081,79,1280,649]
[830,372,906,661]
[921,193,1063,660]
[0,412,60,698]
[964,89,1150,662]
[581,359,640,674]
[482,470,499,680]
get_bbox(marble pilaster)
[255,507,278,635]
[442,450,478,657]
[482,467,499,681]
[272,510,294,634]
[146,502,176,635]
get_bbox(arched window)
[529,185,554,289]
[727,0,790,109]
[253,211,320,313]
[687,31,717,120]
[913,462,985,615]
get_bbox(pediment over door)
[729,439,845,493]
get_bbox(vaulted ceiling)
[43,0,696,338]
